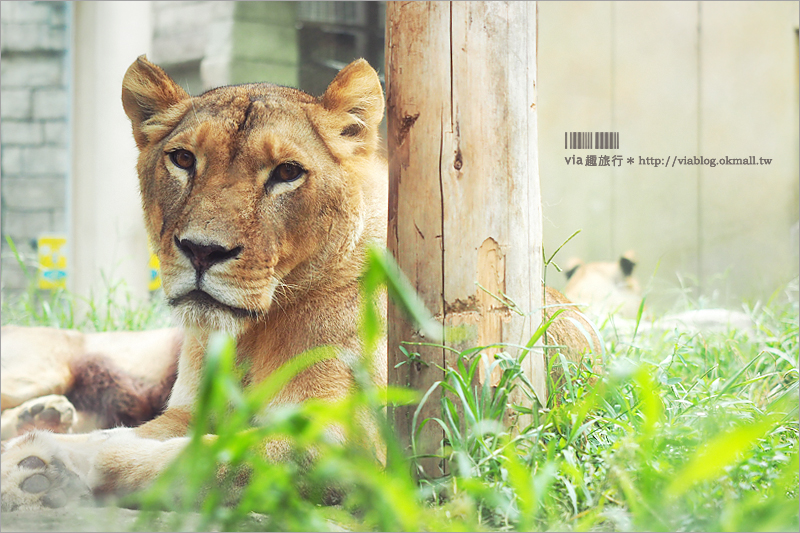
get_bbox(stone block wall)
[1,1,70,293]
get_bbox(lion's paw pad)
[14,395,77,435]
[1,438,91,511]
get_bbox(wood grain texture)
[386,1,544,478]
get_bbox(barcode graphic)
[565,131,619,149]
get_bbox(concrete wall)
[70,1,153,306]
[0,1,70,294]
[538,1,800,309]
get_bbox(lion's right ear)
[122,55,189,149]
[619,256,636,277]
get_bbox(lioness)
[1,56,388,511]
[563,251,642,319]
[0,57,600,511]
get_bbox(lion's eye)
[169,149,196,170]
[271,163,305,183]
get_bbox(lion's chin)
[171,304,249,336]
[168,291,257,336]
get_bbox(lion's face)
[563,253,642,319]
[122,57,385,333]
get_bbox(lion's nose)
[174,236,242,274]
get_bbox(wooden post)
[386,1,544,478]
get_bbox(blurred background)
[1,1,797,316]
[538,1,799,312]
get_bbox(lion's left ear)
[322,59,384,146]
[619,252,636,277]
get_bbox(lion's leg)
[0,395,78,441]
[1,426,191,511]
[133,406,193,441]
[0,326,84,412]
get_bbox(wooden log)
[386,1,544,478]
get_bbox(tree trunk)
[386,1,544,478]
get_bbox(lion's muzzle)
[174,236,242,277]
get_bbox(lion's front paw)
[1,432,91,511]
[1,394,78,440]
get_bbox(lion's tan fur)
[1,327,181,439]
[544,286,603,380]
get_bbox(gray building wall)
[1,1,70,293]
[150,1,384,96]
[151,1,299,94]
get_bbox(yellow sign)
[148,243,162,291]
[37,235,67,290]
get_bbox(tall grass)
[1,236,170,331]
[2,240,797,531]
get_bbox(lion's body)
[1,58,601,511]
[543,286,603,383]
[0,326,181,440]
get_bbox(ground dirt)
[0,506,272,532]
